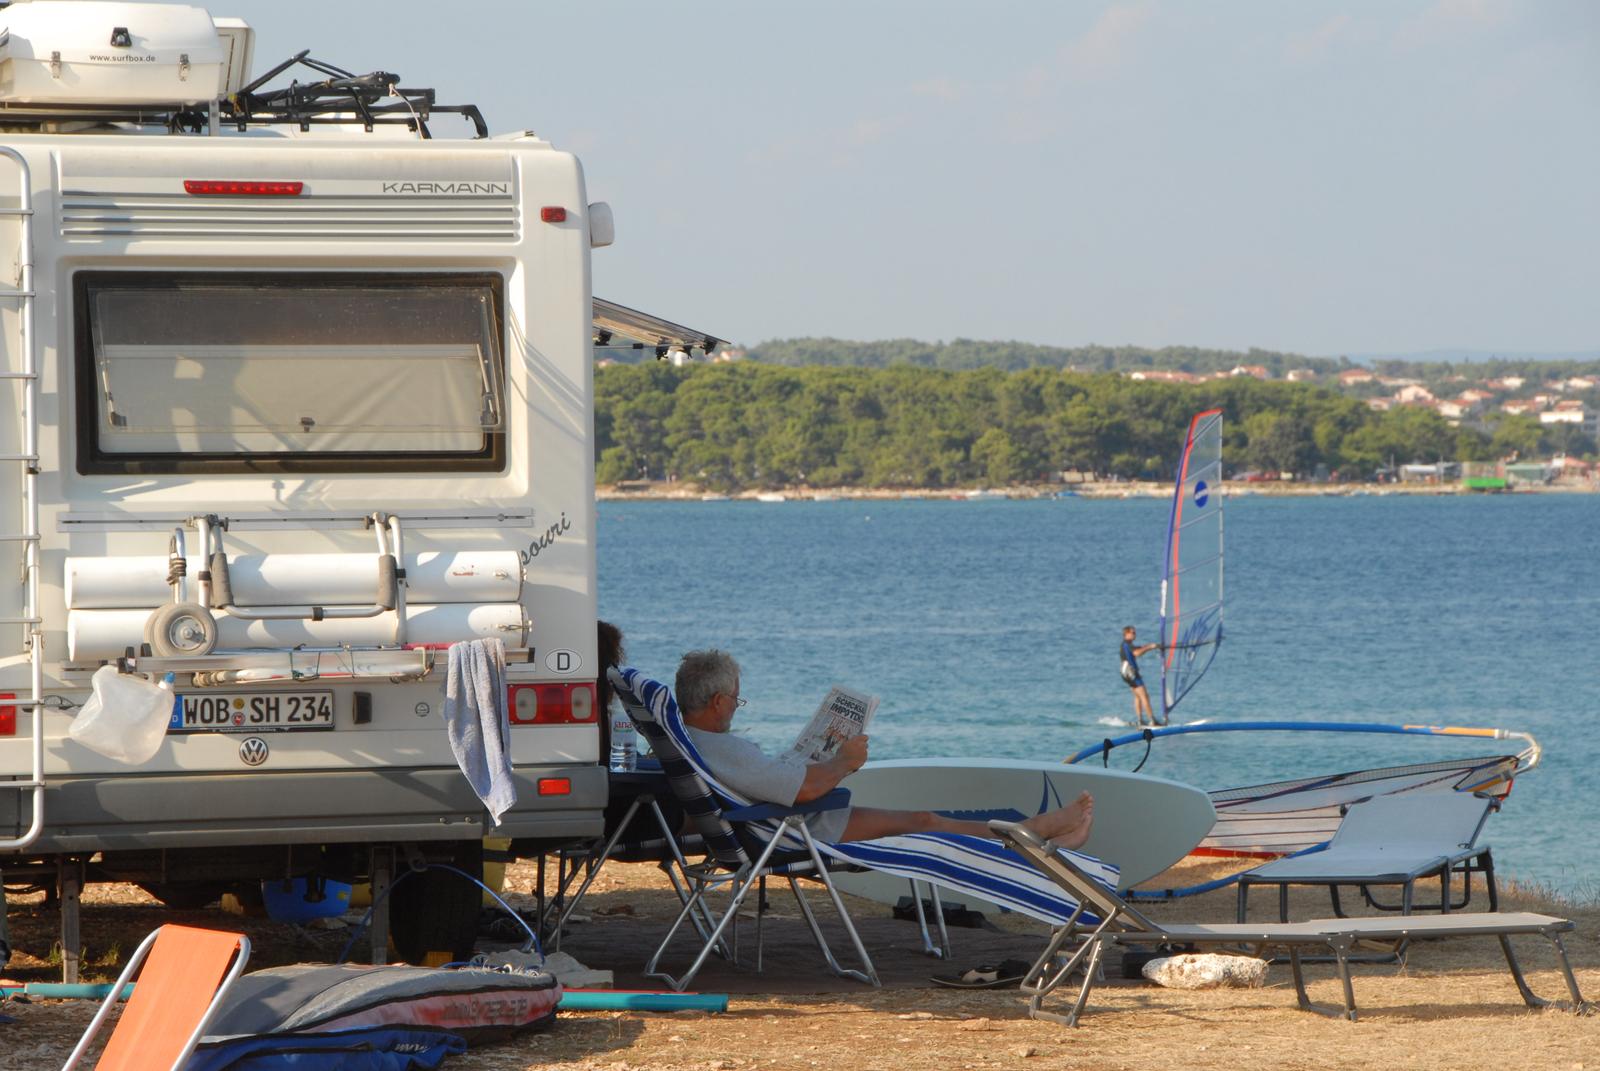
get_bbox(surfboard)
[829,758,1213,906]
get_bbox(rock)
[958,1017,996,1031]
[1012,1046,1038,1058]
[895,1011,934,1020]
[1141,953,1268,989]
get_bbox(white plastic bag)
[68,666,175,764]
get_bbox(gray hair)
[675,649,740,714]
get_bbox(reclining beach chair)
[991,819,1586,1025]
[611,668,1120,992]
[62,924,250,1071]
[1236,789,1499,923]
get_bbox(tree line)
[738,338,1600,387]
[595,363,1596,490]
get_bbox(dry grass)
[3,856,1596,1070]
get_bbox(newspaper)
[789,685,879,763]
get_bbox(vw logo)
[238,737,269,767]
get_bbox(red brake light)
[184,180,304,196]
[508,683,597,725]
[540,206,567,223]
[0,693,15,736]
[537,778,572,796]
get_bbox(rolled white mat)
[67,603,527,662]
[66,551,523,609]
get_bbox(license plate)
[168,691,335,733]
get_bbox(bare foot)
[1022,791,1094,847]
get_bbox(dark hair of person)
[597,620,625,713]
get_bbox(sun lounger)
[990,819,1587,1024]
[1237,789,1499,923]
[62,923,250,1071]
[610,668,1121,992]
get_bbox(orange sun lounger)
[62,924,251,1071]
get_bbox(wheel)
[388,840,483,966]
[145,602,219,657]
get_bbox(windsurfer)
[1120,626,1162,726]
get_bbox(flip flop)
[930,957,1031,989]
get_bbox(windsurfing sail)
[1159,408,1224,720]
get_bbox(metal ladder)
[0,145,43,851]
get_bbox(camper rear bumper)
[0,764,606,853]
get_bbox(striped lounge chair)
[610,668,1120,991]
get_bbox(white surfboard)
[829,758,1213,906]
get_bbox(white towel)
[443,638,517,825]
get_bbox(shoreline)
[599,479,1600,502]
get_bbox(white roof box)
[0,2,250,106]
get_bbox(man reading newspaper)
[675,649,1093,847]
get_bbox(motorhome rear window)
[74,272,506,474]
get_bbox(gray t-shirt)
[685,727,852,843]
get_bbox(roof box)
[0,2,250,106]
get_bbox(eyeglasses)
[723,693,747,708]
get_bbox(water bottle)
[609,708,637,772]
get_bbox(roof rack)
[220,51,487,138]
[0,51,488,138]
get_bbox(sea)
[597,493,1599,898]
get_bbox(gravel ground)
[3,857,1596,1070]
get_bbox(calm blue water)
[598,494,1600,897]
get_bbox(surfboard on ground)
[831,759,1214,908]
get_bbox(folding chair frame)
[544,780,711,951]
[61,925,251,1071]
[645,807,880,991]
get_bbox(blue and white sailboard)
[1158,408,1224,722]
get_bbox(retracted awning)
[593,297,725,358]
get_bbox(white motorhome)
[0,1,717,970]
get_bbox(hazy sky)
[221,1,1596,356]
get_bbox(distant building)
[1504,461,1553,486]
[1401,462,1459,481]
[1501,398,1543,415]
[1540,400,1598,438]
[1394,384,1436,404]
[1487,376,1526,391]
[1377,376,1423,388]
[1229,364,1269,379]
[1338,369,1376,385]
[1434,400,1470,421]
[1459,388,1495,403]
[1129,370,1203,383]
[1366,397,1393,411]
[1567,376,1599,392]
[1285,368,1318,382]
